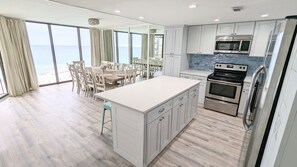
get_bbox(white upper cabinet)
[187,25,216,54]
[250,20,276,57]
[164,28,174,55]
[234,22,255,35]
[164,27,184,55]
[173,28,183,54]
[217,22,255,36]
[217,23,235,36]
[200,25,217,54]
[186,26,202,54]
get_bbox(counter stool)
[101,101,112,134]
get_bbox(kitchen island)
[95,76,200,167]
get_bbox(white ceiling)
[0,0,297,29]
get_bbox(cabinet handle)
[180,104,183,107]
[193,89,197,92]
[159,118,162,121]
[179,97,183,101]
[162,116,164,119]
[159,108,165,113]
[193,95,197,97]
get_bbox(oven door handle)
[243,65,266,130]
[207,79,242,86]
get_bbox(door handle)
[243,65,266,130]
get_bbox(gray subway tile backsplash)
[189,54,268,76]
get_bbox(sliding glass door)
[51,25,80,82]
[26,22,56,85]
[26,22,90,86]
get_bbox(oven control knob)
[243,67,245,69]
[239,67,242,69]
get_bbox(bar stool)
[101,101,112,134]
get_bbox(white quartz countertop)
[180,70,212,77]
[95,76,200,113]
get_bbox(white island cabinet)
[95,76,200,167]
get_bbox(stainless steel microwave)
[214,35,253,54]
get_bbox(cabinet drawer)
[191,75,207,85]
[180,74,192,79]
[173,91,188,107]
[147,100,172,124]
[189,85,199,95]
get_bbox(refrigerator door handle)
[243,65,266,130]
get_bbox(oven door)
[205,79,242,103]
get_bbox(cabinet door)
[217,23,235,36]
[234,22,255,35]
[187,26,202,54]
[198,84,206,107]
[189,92,199,119]
[164,28,174,54]
[146,118,161,163]
[172,56,181,77]
[250,20,276,57]
[160,111,172,150]
[173,28,183,54]
[180,74,192,79]
[171,105,180,138]
[200,25,217,54]
[162,55,172,76]
[179,100,188,129]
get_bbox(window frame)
[26,21,90,86]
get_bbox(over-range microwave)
[214,35,253,54]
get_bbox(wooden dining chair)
[92,68,115,94]
[67,63,80,94]
[84,67,95,97]
[123,69,137,86]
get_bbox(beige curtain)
[0,16,38,96]
[149,34,155,58]
[90,28,102,66]
[141,34,148,61]
[102,30,114,62]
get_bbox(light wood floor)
[0,83,247,167]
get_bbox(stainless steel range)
[204,63,248,116]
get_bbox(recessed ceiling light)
[114,10,121,13]
[261,14,269,17]
[139,16,144,19]
[214,19,220,22]
[188,4,197,9]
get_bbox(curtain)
[102,30,114,62]
[149,34,155,58]
[141,34,148,61]
[0,16,38,96]
[90,28,102,66]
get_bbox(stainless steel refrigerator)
[240,15,297,167]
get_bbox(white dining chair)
[92,68,115,95]
[67,63,80,94]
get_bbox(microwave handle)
[243,65,266,130]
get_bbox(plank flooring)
[0,83,248,167]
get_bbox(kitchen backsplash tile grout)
[188,54,270,76]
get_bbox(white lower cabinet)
[146,110,172,163]
[146,117,161,163]
[163,55,181,77]
[160,111,172,150]
[238,82,251,117]
[180,73,207,107]
[171,105,180,138]
[188,89,199,120]
[146,87,199,166]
